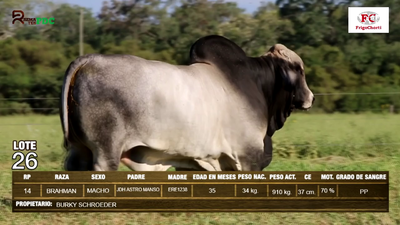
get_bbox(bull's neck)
[247,56,282,136]
[247,56,277,105]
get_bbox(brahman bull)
[60,35,314,171]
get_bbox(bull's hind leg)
[84,131,129,171]
[64,144,93,171]
[91,145,121,171]
[84,138,123,171]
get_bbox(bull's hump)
[189,35,248,71]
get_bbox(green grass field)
[0,113,399,224]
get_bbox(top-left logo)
[12,10,25,24]
[12,10,55,25]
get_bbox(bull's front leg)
[260,135,273,169]
[239,136,273,171]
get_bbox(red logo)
[357,11,380,25]
[12,10,24,24]
[12,10,36,25]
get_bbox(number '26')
[12,152,38,170]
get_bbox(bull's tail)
[60,55,92,150]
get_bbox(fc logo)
[357,11,380,25]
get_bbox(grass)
[0,113,399,225]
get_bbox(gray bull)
[60,35,314,171]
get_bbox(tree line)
[0,0,399,115]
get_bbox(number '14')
[24,188,31,194]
